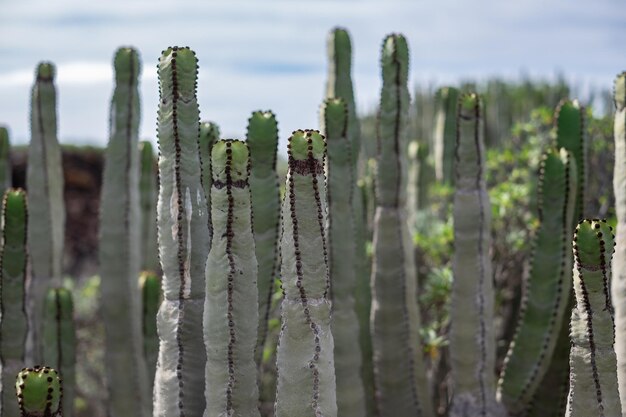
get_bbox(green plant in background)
[449,94,504,417]
[497,148,577,413]
[16,366,63,417]
[99,47,150,417]
[322,97,366,417]
[27,62,66,362]
[566,219,621,417]
[153,46,210,417]
[245,110,280,368]
[0,189,28,417]
[0,127,12,199]
[198,120,220,234]
[611,71,626,412]
[274,130,337,417]
[139,271,160,389]
[43,288,76,417]
[433,87,459,185]
[370,34,433,417]
[139,141,159,273]
[204,140,260,417]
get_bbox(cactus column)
[433,86,459,184]
[0,189,28,417]
[275,130,337,417]
[198,121,220,234]
[16,366,62,417]
[139,141,159,273]
[370,34,433,417]
[204,140,260,417]
[0,127,12,199]
[153,46,210,417]
[27,62,65,362]
[449,94,503,417]
[566,219,621,417]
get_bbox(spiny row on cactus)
[199,120,220,237]
[16,366,62,417]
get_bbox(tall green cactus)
[612,71,626,413]
[204,140,260,417]
[99,47,149,417]
[322,98,366,417]
[325,28,375,416]
[198,121,220,232]
[433,86,459,184]
[370,34,433,417]
[274,130,337,417]
[139,271,160,389]
[0,189,28,417]
[245,110,280,367]
[566,219,621,417]
[139,141,159,272]
[497,148,577,413]
[0,127,12,199]
[449,94,504,417]
[154,46,210,417]
[42,288,76,417]
[16,366,62,417]
[27,62,65,362]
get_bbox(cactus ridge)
[16,366,62,417]
[199,120,220,235]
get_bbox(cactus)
[449,94,503,417]
[139,141,159,272]
[203,140,260,417]
[139,271,160,389]
[99,47,150,417]
[0,127,12,199]
[555,99,587,223]
[16,366,62,417]
[497,148,577,413]
[0,189,28,417]
[27,62,65,362]
[245,111,280,367]
[153,46,210,417]
[322,98,366,417]
[433,86,460,184]
[274,130,337,417]
[325,28,375,416]
[612,71,626,414]
[370,34,433,417]
[565,219,621,417]
[42,288,75,417]
[198,121,220,232]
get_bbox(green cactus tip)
[16,366,62,417]
[287,129,325,163]
[574,219,615,270]
[211,140,250,183]
[36,63,55,82]
[113,47,141,83]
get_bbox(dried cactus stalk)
[99,47,150,417]
[27,62,65,362]
[497,148,577,413]
[204,140,260,417]
[565,219,621,417]
[16,366,62,417]
[139,141,159,272]
[449,94,504,417]
[153,46,210,417]
[274,130,337,417]
[370,34,433,417]
[322,98,366,417]
[433,86,460,184]
[0,189,28,417]
[245,111,280,367]
[198,120,220,234]
[139,271,160,390]
[42,288,76,417]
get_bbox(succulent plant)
[433,86,459,185]
[139,141,159,273]
[198,120,220,235]
[139,271,160,389]
[16,366,62,417]
[0,127,12,200]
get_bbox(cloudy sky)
[0,0,624,149]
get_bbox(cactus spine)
[27,62,65,361]
[322,98,366,417]
[370,34,433,417]
[99,47,149,417]
[139,271,160,389]
[0,189,28,417]
[198,121,220,231]
[497,148,577,413]
[274,130,337,417]
[449,94,503,417]
[204,140,260,417]
[42,288,75,417]
[16,366,62,417]
[154,46,210,417]
[139,141,159,272]
[566,219,621,417]
[0,127,12,199]
[245,111,280,366]
[433,86,460,184]
[325,28,375,416]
